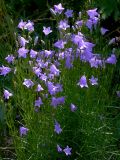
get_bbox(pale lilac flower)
[24,20,34,32]
[65,9,73,18]
[54,120,62,134]
[44,50,53,57]
[19,36,29,47]
[50,64,60,76]
[40,73,47,82]
[33,67,42,77]
[58,20,70,30]
[35,97,43,107]
[18,47,29,58]
[0,66,11,76]
[86,19,93,30]
[54,40,66,49]
[106,54,117,64]
[23,79,34,88]
[100,27,109,35]
[36,84,44,92]
[63,146,72,156]
[4,89,13,99]
[51,97,65,107]
[70,103,77,112]
[89,76,98,85]
[19,126,29,136]
[77,75,88,88]
[18,20,26,30]
[54,3,64,14]
[75,20,83,28]
[43,27,52,35]
[57,144,62,152]
[5,55,15,63]
[30,49,37,58]
[87,8,99,19]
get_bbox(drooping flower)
[36,84,44,92]
[106,54,117,64]
[50,64,60,76]
[35,97,43,107]
[0,66,11,76]
[18,20,26,30]
[77,75,88,88]
[30,49,37,58]
[54,3,64,14]
[24,20,34,32]
[87,8,99,19]
[19,126,29,136]
[18,47,29,58]
[100,27,109,35]
[63,146,72,156]
[89,76,98,85]
[54,40,66,49]
[54,120,62,134]
[58,20,70,30]
[4,89,13,99]
[57,144,62,152]
[51,96,65,107]
[43,26,52,36]
[18,36,29,47]
[5,55,15,63]
[23,79,34,88]
[70,103,77,112]
[65,9,73,18]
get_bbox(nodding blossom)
[100,27,109,35]
[43,26,52,36]
[34,97,43,107]
[63,146,72,156]
[19,126,29,136]
[18,19,26,30]
[77,75,88,88]
[65,9,73,18]
[57,144,62,152]
[54,120,62,134]
[4,89,13,100]
[18,47,29,58]
[23,79,34,88]
[5,55,15,63]
[105,54,117,64]
[89,76,98,85]
[58,20,70,30]
[0,66,11,76]
[54,3,64,14]
[24,20,34,32]
[70,103,77,112]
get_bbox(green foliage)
[94,0,120,21]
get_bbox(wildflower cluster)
[0,3,118,158]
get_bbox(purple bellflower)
[58,20,70,30]
[70,103,77,112]
[4,89,13,99]
[0,66,11,76]
[5,55,15,63]
[57,144,62,152]
[35,97,43,107]
[54,3,64,14]
[18,20,26,30]
[65,9,73,18]
[106,54,117,64]
[63,146,72,156]
[43,26,52,35]
[19,126,29,136]
[54,120,62,134]
[23,79,34,88]
[18,47,29,58]
[77,75,88,88]
[89,76,98,85]
[54,40,66,49]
